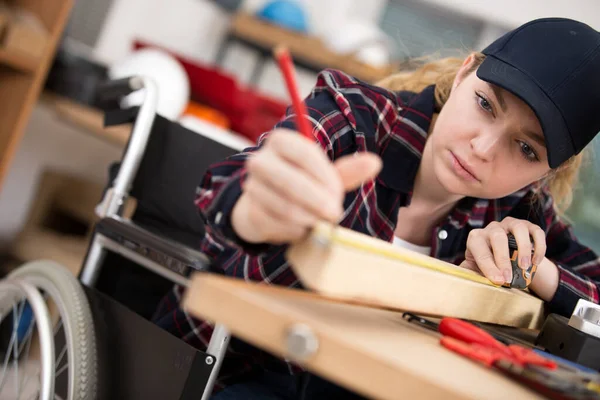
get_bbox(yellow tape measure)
[312,223,499,287]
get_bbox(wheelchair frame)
[78,76,231,400]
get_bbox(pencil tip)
[273,45,288,58]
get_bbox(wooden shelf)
[0,0,74,191]
[47,94,133,147]
[229,13,398,83]
[0,47,38,73]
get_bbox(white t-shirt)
[392,235,431,256]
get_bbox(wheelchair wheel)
[4,260,97,400]
[0,278,55,400]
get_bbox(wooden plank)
[286,222,545,329]
[48,94,132,147]
[0,47,37,72]
[0,0,74,190]
[229,13,397,83]
[0,67,34,168]
[183,274,543,400]
[12,0,62,31]
[47,94,256,151]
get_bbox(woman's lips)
[450,152,480,182]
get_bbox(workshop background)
[0,0,599,276]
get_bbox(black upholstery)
[94,112,241,318]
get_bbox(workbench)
[183,273,544,400]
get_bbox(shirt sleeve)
[194,69,400,255]
[540,192,600,316]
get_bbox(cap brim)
[476,55,574,168]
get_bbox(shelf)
[228,13,398,83]
[0,47,38,73]
[0,0,74,192]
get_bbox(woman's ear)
[452,53,477,91]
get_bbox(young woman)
[153,17,600,399]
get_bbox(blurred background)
[0,0,598,276]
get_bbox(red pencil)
[274,46,313,140]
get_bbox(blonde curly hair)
[376,52,586,214]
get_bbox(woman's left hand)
[459,217,547,285]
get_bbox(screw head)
[285,324,319,361]
[205,356,214,365]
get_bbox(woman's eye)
[519,141,539,162]
[476,92,493,113]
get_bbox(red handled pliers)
[439,317,557,369]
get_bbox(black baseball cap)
[477,18,600,168]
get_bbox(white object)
[179,115,255,151]
[392,235,431,256]
[321,21,393,67]
[438,229,448,240]
[108,48,190,120]
[568,298,600,339]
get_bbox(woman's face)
[428,55,552,199]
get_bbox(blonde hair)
[377,52,586,214]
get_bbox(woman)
[153,17,600,399]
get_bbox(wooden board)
[0,47,37,72]
[286,222,545,329]
[183,274,543,400]
[48,94,133,147]
[229,13,398,83]
[0,0,74,191]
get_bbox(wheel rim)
[0,279,55,400]
[19,275,75,400]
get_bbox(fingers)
[488,226,513,282]
[530,227,547,265]
[239,128,383,245]
[334,153,383,191]
[459,254,482,273]
[462,218,547,287]
[247,151,342,222]
[237,128,384,245]
[244,177,318,228]
[510,224,533,269]
[246,197,308,244]
[465,230,506,285]
[502,217,546,268]
[268,130,343,198]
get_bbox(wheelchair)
[0,75,252,400]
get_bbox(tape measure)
[503,233,537,290]
[312,224,536,289]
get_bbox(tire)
[9,260,98,400]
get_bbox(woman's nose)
[470,130,501,162]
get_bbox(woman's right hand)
[231,128,382,244]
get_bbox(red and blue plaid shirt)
[153,69,600,389]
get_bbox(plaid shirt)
[153,69,600,389]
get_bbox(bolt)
[205,356,214,365]
[286,324,319,362]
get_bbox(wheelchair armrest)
[97,77,143,103]
[95,217,212,278]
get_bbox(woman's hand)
[459,217,547,285]
[232,129,382,245]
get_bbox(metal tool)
[439,317,600,399]
[502,233,537,289]
[438,317,556,369]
